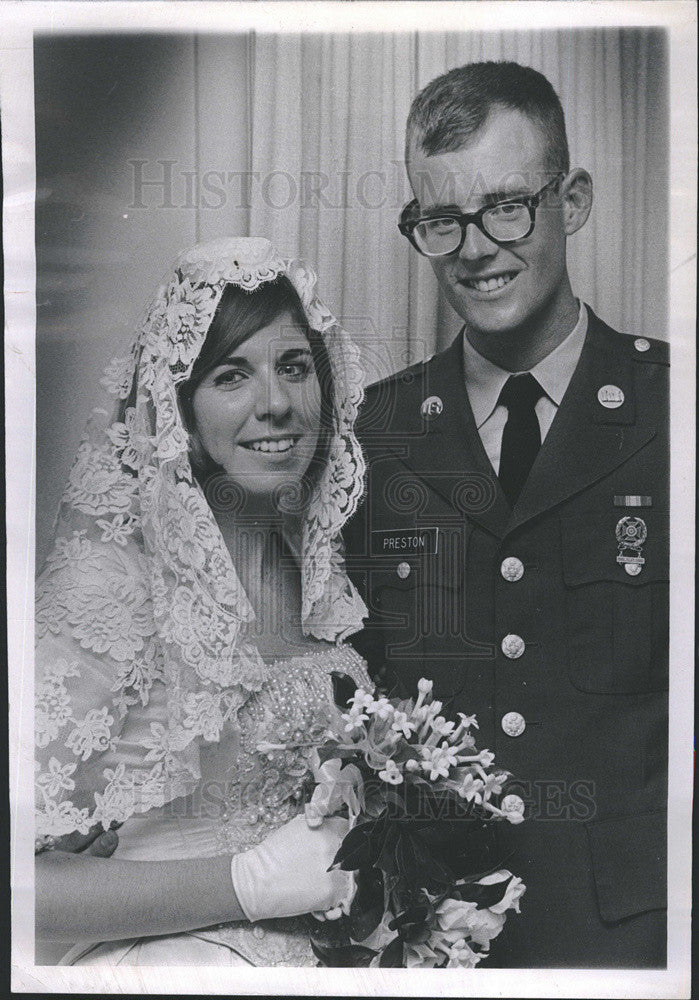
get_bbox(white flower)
[404,940,441,968]
[465,907,507,949]
[435,896,478,931]
[430,715,456,738]
[366,696,393,720]
[457,711,478,731]
[405,759,420,772]
[411,678,434,719]
[342,704,369,733]
[378,759,403,785]
[456,773,484,803]
[420,745,452,781]
[477,872,526,915]
[349,689,375,712]
[444,937,481,968]
[391,711,416,738]
[479,770,507,799]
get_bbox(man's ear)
[561,168,593,236]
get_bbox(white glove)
[230,814,353,922]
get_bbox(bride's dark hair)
[178,275,335,491]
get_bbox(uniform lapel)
[510,310,657,532]
[391,335,512,538]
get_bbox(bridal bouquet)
[304,679,526,968]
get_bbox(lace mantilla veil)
[35,237,368,845]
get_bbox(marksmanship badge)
[615,516,647,576]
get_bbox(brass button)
[501,557,524,582]
[634,338,650,352]
[501,793,526,818]
[501,634,525,659]
[501,712,526,737]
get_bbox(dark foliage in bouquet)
[302,677,526,968]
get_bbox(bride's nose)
[253,372,293,422]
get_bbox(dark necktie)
[498,373,545,508]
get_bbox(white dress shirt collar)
[463,301,589,430]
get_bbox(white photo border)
[4,2,695,996]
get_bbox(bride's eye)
[214,368,247,388]
[277,360,312,381]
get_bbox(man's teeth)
[244,438,297,453]
[466,274,515,292]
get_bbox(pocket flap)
[586,810,667,922]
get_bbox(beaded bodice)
[208,644,371,855]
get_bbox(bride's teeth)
[248,438,296,452]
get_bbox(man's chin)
[453,298,527,340]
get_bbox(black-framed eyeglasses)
[398,174,565,257]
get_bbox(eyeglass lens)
[413,202,531,255]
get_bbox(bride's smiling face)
[191,312,322,501]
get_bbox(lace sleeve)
[34,535,234,840]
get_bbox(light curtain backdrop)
[35,28,668,565]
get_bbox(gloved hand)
[230,814,352,922]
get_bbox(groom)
[345,61,668,967]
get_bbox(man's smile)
[458,271,520,296]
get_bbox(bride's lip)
[238,435,302,454]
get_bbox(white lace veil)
[35,237,367,842]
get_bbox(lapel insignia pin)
[598,384,625,409]
[616,516,647,575]
[421,396,443,419]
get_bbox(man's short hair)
[406,61,570,175]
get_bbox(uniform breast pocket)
[561,509,669,694]
[368,560,466,657]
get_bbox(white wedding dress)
[35,238,371,968]
[61,644,371,966]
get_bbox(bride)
[34,237,373,966]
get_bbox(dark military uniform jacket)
[345,307,668,968]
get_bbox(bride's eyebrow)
[217,346,311,366]
[276,347,312,363]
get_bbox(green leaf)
[456,875,513,908]
[348,868,385,941]
[388,904,429,934]
[332,819,380,871]
[316,743,361,765]
[375,821,400,875]
[379,935,405,967]
[310,939,377,968]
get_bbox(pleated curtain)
[244,29,668,383]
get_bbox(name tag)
[371,527,439,556]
